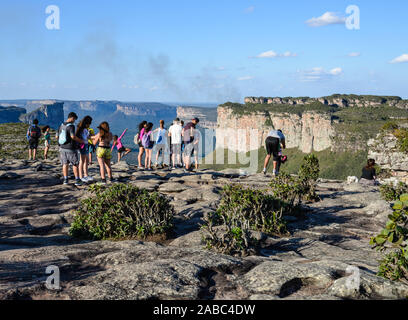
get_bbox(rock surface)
[0,159,407,300]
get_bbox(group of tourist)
[133,117,200,171]
[26,114,201,186]
[27,115,378,186]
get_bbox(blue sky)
[0,0,407,102]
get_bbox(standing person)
[359,159,378,186]
[168,118,183,170]
[92,122,114,184]
[88,127,96,164]
[152,120,167,168]
[191,127,201,171]
[263,129,286,176]
[134,121,147,169]
[180,120,185,167]
[111,128,132,163]
[76,116,93,183]
[142,122,154,171]
[42,125,51,160]
[56,112,85,186]
[26,119,42,161]
[182,118,200,171]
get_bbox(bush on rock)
[70,183,175,240]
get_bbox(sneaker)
[81,177,88,183]
[86,176,94,182]
[74,179,83,186]
[63,178,69,185]
[172,167,176,170]
[99,179,106,185]
[263,169,266,176]
[107,178,117,184]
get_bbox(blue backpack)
[58,123,74,145]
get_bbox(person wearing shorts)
[57,112,86,186]
[26,119,41,161]
[263,129,286,176]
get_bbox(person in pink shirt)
[111,128,132,162]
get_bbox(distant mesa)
[0,106,26,124]
[19,102,64,129]
[244,94,408,109]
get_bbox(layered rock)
[368,127,408,184]
[0,106,26,124]
[177,106,218,129]
[244,95,408,110]
[19,102,64,129]
[216,107,334,153]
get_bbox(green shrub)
[298,154,320,202]
[202,184,288,257]
[394,128,408,154]
[370,194,408,282]
[382,121,399,131]
[70,183,175,240]
[380,182,408,202]
[269,172,304,207]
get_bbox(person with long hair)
[42,125,51,160]
[142,122,154,170]
[76,116,93,183]
[359,158,378,186]
[92,122,114,184]
[134,120,147,169]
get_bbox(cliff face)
[177,106,218,129]
[0,106,26,124]
[216,107,334,153]
[368,128,408,184]
[19,102,64,129]
[244,94,408,109]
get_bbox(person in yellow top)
[88,128,96,164]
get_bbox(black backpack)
[29,125,41,139]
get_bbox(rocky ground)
[0,158,407,300]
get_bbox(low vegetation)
[370,194,408,284]
[0,122,58,160]
[380,182,408,202]
[70,184,175,241]
[202,185,289,257]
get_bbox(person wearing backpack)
[26,119,42,161]
[56,112,86,186]
[142,122,155,171]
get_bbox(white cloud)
[390,54,408,64]
[244,6,255,14]
[306,12,346,27]
[348,52,361,57]
[150,86,159,91]
[299,67,342,82]
[255,50,297,59]
[237,76,254,81]
[329,67,342,75]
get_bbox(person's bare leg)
[89,152,92,164]
[63,164,69,178]
[97,157,106,180]
[104,158,112,179]
[273,161,277,171]
[28,149,32,160]
[83,155,89,177]
[44,146,49,160]
[195,156,199,170]
[118,152,121,163]
[33,149,37,160]
[263,155,271,172]
[73,165,79,179]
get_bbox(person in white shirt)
[168,118,183,169]
[152,120,168,168]
[263,129,286,176]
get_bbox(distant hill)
[0,106,26,124]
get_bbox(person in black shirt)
[359,159,377,186]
